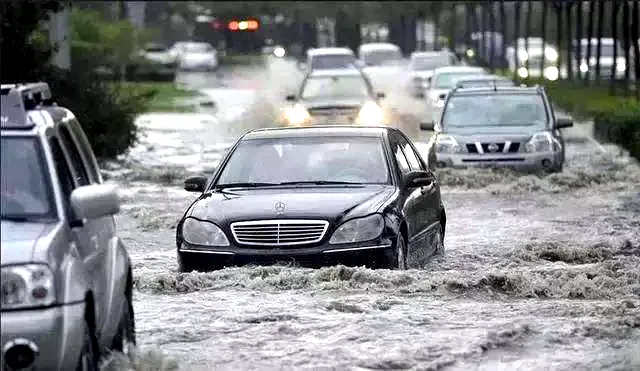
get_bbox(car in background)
[171,41,219,72]
[176,126,446,271]
[128,42,177,82]
[407,50,459,97]
[300,47,359,72]
[1,83,135,370]
[420,84,573,172]
[506,37,560,80]
[453,75,515,89]
[358,43,404,93]
[573,38,626,80]
[424,66,487,112]
[282,68,386,126]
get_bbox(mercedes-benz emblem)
[274,201,286,215]
[487,143,499,153]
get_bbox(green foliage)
[593,104,640,160]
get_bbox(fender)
[98,236,131,347]
[59,242,91,304]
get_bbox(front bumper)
[1,302,85,370]
[436,150,562,170]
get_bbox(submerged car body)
[1,83,135,370]
[421,85,573,172]
[282,68,386,126]
[176,126,446,271]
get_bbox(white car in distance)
[171,41,219,72]
[407,50,459,97]
[424,66,487,112]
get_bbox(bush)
[593,104,640,160]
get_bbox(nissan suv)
[1,83,135,370]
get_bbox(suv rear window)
[1,137,56,220]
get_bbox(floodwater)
[101,56,640,371]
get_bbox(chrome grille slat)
[230,219,329,246]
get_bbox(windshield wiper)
[214,182,278,189]
[277,181,364,186]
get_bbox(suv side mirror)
[184,175,208,193]
[555,117,573,129]
[403,170,433,188]
[70,184,120,220]
[376,92,385,99]
[285,94,296,101]
[420,121,435,131]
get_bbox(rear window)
[311,54,357,70]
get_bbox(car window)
[398,136,425,171]
[58,125,89,186]
[49,137,76,218]
[1,137,55,219]
[391,137,411,174]
[311,55,357,70]
[411,56,451,71]
[67,119,101,183]
[361,49,402,66]
[216,136,390,185]
[301,75,369,100]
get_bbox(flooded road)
[103,57,640,370]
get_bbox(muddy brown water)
[99,57,640,370]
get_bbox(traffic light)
[228,19,259,31]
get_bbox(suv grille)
[230,220,329,246]
[466,142,521,154]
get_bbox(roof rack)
[1,82,54,129]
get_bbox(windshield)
[311,55,357,70]
[1,137,56,220]
[411,56,452,71]
[362,50,402,66]
[442,94,548,130]
[216,136,390,185]
[434,72,486,89]
[301,75,369,100]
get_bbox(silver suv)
[420,83,573,172]
[1,83,135,370]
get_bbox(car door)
[55,125,113,341]
[395,133,439,251]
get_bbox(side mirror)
[403,170,433,188]
[420,121,435,131]
[438,93,447,100]
[296,61,307,71]
[70,184,120,220]
[285,94,296,101]
[376,92,385,99]
[184,175,208,193]
[555,117,573,129]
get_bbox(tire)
[111,293,136,362]
[432,224,445,257]
[381,234,407,270]
[76,309,99,371]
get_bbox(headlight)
[544,66,559,81]
[518,50,529,62]
[182,218,230,246]
[545,48,558,62]
[1,264,55,310]
[579,62,589,73]
[524,132,555,153]
[284,104,310,126]
[518,67,529,78]
[436,135,463,153]
[329,214,384,244]
[356,101,384,125]
[616,62,626,72]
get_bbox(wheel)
[111,293,136,362]
[432,224,445,257]
[76,309,99,371]
[381,234,407,270]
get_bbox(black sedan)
[176,126,446,271]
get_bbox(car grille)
[230,220,330,246]
[307,107,360,118]
[466,142,520,154]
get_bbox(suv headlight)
[1,264,56,310]
[436,135,463,154]
[182,218,230,246]
[284,104,310,126]
[329,214,384,244]
[356,101,384,125]
[545,48,558,62]
[524,132,556,153]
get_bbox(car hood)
[0,221,57,265]
[445,127,545,143]
[188,185,397,227]
[301,98,367,110]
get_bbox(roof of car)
[243,126,391,140]
[1,82,56,132]
[307,68,364,78]
[449,85,543,96]
[433,66,486,74]
[410,51,451,59]
[307,47,355,56]
[358,43,401,52]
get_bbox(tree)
[566,3,574,80]
[632,0,640,101]
[575,0,583,80]
[609,1,621,94]
[595,0,605,82]
[585,0,596,83]
[621,0,631,95]
[513,1,522,80]
[499,1,507,69]
[525,0,533,73]
[540,0,549,73]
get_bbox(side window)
[391,136,411,174]
[57,125,89,186]
[49,137,76,218]
[398,135,425,171]
[68,120,101,183]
